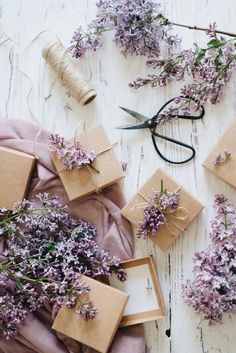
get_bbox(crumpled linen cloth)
[0,119,146,353]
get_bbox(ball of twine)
[42,42,96,106]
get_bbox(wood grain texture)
[1,1,236,352]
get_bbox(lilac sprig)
[130,23,236,124]
[212,150,231,165]
[69,0,180,58]
[0,193,126,339]
[137,180,179,238]
[182,194,236,324]
[49,134,96,171]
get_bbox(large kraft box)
[0,146,36,210]
[203,119,236,188]
[52,275,129,353]
[121,169,203,251]
[50,125,124,201]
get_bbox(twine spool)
[42,42,96,106]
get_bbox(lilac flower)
[137,181,179,238]
[182,195,236,324]
[76,299,98,320]
[137,205,165,238]
[0,193,125,338]
[49,134,96,171]
[212,150,231,165]
[130,24,236,124]
[69,0,180,58]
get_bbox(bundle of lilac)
[182,195,236,324]
[49,134,96,171]
[137,182,179,238]
[131,23,236,123]
[70,0,179,58]
[0,193,125,339]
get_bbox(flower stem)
[223,211,228,229]
[168,21,236,38]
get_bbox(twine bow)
[134,183,188,237]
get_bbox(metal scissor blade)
[115,122,149,130]
[119,106,148,122]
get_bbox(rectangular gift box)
[109,256,166,327]
[50,125,124,201]
[121,169,203,251]
[0,146,36,210]
[203,119,236,188]
[52,275,129,353]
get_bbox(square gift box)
[0,146,36,210]
[52,275,129,353]
[121,169,203,251]
[50,125,124,201]
[109,256,166,326]
[203,119,236,188]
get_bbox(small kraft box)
[109,256,166,327]
[121,169,203,251]
[52,275,129,353]
[50,125,124,201]
[203,119,236,188]
[0,146,36,210]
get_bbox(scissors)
[116,97,205,164]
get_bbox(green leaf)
[195,49,206,63]
[214,54,221,69]
[207,38,222,48]
[44,242,56,251]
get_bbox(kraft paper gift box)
[203,119,236,188]
[109,256,166,326]
[52,275,129,353]
[50,125,124,201]
[0,146,36,210]
[121,169,203,251]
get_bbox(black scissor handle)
[154,97,205,121]
[151,130,195,164]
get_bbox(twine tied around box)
[134,184,188,237]
[55,145,112,195]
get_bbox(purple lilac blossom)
[130,23,236,124]
[0,193,126,339]
[49,134,96,171]
[182,194,236,324]
[137,187,179,238]
[212,150,231,165]
[69,0,180,58]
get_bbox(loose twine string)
[0,28,97,167]
[1,28,96,120]
[134,187,189,236]
[0,29,43,159]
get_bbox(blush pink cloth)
[0,119,146,353]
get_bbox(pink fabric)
[0,119,146,353]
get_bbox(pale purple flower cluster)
[69,0,180,58]
[212,150,231,165]
[0,193,126,339]
[182,195,236,324]
[49,134,96,171]
[137,184,179,238]
[76,299,98,320]
[131,24,236,124]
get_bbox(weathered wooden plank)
[1,1,236,352]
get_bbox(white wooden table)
[1,1,236,352]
